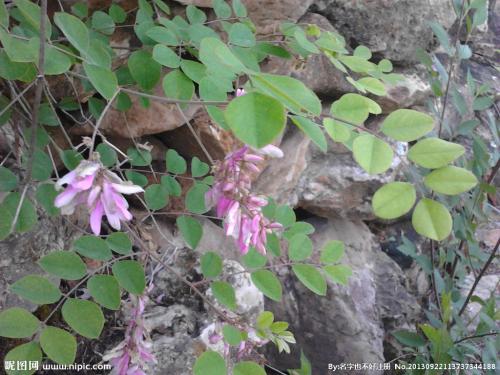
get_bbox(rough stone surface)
[312,0,456,62]
[265,217,420,373]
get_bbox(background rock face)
[311,0,456,62]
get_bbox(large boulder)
[311,0,456,63]
[265,217,420,373]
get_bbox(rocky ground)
[0,0,498,374]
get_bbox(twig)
[454,331,498,344]
[90,89,121,153]
[0,81,37,119]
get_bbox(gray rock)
[265,217,420,374]
[311,0,456,63]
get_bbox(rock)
[159,108,240,163]
[265,217,420,373]
[460,274,499,332]
[256,127,403,219]
[311,0,456,63]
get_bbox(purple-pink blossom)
[54,159,143,235]
[206,145,283,255]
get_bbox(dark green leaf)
[201,251,223,278]
[88,275,121,310]
[106,232,132,254]
[0,307,39,338]
[38,251,86,280]
[211,281,236,310]
[177,215,203,249]
[73,235,112,261]
[62,298,104,338]
[128,50,161,90]
[112,260,146,295]
[251,270,282,302]
[10,275,61,305]
[4,342,42,375]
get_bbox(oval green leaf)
[0,307,39,338]
[87,275,121,310]
[411,198,452,241]
[352,134,393,175]
[40,327,76,365]
[61,298,104,339]
[251,270,282,302]
[372,182,416,219]
[112,260,146,295]
[381,109,434,141]
[408,138,465,169]
[424,166,478,195]
[10,275,61,305]
[292,264,327,296]
[38,251,86,280]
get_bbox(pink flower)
[236,88,246,97]
[55,159,143,235]
[206,145,283,255]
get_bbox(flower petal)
[111,182,144,195]
[90,200,104,235]
[54,186,79,208]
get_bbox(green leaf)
[112,260,146,295]
[40,326,76,365]
[0,1,8,29]
[145,184,169,210]
[424,166,478,195]
[54,12,90,57]
[177,215,203,249]
[10,275,61,305]
[28,40,72,75]
[83,63,118,100]
[234,361,267,375]
[62,298,104,338]
[161,175,182,196]
[4,342,42,375]
[146,26,179,45]
[36,184,58,216]
[330,93,380,124]
[0,166,18,191]
[292,264,326,296]
[211,281,236,310]
[229,23,256,47]
[193,351,226,375]
[0,29,37,63]
[153,44,181,68]
[233,0,248,17]
[191,157,210,177]
[411,198,452,241]
[242,248,267,268]
[213,0,232,18]
[31,149,52,180]
[0,200,14,240]
[96,143,117,167]
[323,118,352,143]
[128,50,161,90]
[106,232,132,254]
[222,324,243,345]
[73,235,112,261]
[257,311,274,329]
[71,2,88,18]
[127,147,152,167]
[352,134,393,174]
[163,69,194,103]
[91,11,115,35]
[38,251,86,280]
[283,222,314,241]
[126,171,148,187]
[323,264,352,285]
[61,149,83,170]
[187,5,207,24]
[381,109,434,142]
[274,205,296,227]
[2,192,37,233]
[88,275,121,310]
[185,182,209,214]
[166,149,187,174]
[392,330,426,347]
[109,4,127,23]
[293,28,319,54]
[356,77,386,96]
[472,96,493,111]
[225,92,285,148]
[288,233,313,261]
[251,270,282,302]
[320,240,344,264]
[372,182,416,219]
[290,116,327,152]
[251,73,321,116]
[199,37,246,77]
[0,307,39,338]
[201,251,223,278]
[180,60,206,83]
[408,138,465,169]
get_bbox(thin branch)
[454,331,498,344]
[90,89,121,153]
[120,87,228,106]
[0,81,37,119]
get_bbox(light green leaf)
[128,50,161,90]
[320,240,344,264]
[146,26,178,45]
[0,307,39,338]
[213,0,232,18]
[91,10,115,35]
[187,5,207,24]
[381,109,434,141]
[162,69,194,102]
[292,264,327,296]
[257,311,274,330]
[199,37,246,76]
[323,264,352,285]
[96,143,117,167]
[193,351,226,375]
[186,183,209,214]
[0,166,18,191]
[211,281,236,310]
[242,248,267,268]
[127,147,152,167]
[288,233,313,261]
[145,184,169,210]
[191,157,210,177]
[356,77,386,96]
[10,275,61,305]
[83,62,118,100]
[14,0,52,38]
[372,182,416,219]
[73,235,112,261]
[234,361,267,375]
[411,198,452,241]
[38,251,86,280]
[106,232,132,255]
[330,93,380,124]
[126,171,148,187]
[88,275,121,310]
[229,23,256,47]
[251,73,321,116]
[201,251,223,278]
[424,166,478,195]
[112,260,146,295]
[62,298,104,338]
[251,270,282,302]
[177,215,203,249]
[225,92,285,148]
[290,116,327,152]
[222,324,243,346]
[4,342,42,375]
[153,44,181,68]
[180,60,206,83]
[166,149,187,174]
[54,12,90,56]
[40,327,76,365]
[392,330,426,347]
[161,175,182,196]
[0,1,8,29]
[408,138,465,169]
[352,134,393,174]
[109,4,127,23]
[233,0,248,17]
[323,118,352,143]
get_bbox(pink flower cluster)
[104,292,156,375]
[54,159,143,235]
[205,145,284,255]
